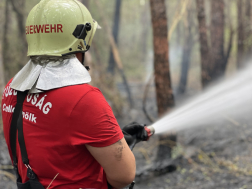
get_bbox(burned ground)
[132,116,252,189]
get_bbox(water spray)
[151,63,252,134]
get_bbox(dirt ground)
[1,84,252,189]
[133,118,252,189]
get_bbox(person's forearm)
[107,175,135,189]
[86,138,136,189]
[106,151,136,189]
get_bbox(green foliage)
[172,143,184,159]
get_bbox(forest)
[1,0,252,189]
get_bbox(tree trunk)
[196,0,211,88]
[0,45,5,94]
[178,8,194,94]
[245,0,251,29]
[140,2,150,63]
[210,0,225,79]
[94,0,133,108]
[3,0,11,82]
[107,0,122,75]
[150,0,174,116]
[197,0,230,87]
[237,0,245,69]
[150,0,175,162]
[245,0,252,55]
[9,0,27,69]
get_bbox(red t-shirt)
[2,79,124,189]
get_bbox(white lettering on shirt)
[31,94,39,105]
[27,94,33,102]
[35,95,47,110]
[3,85,17,99]
[3,104,37,123]
[26,94,52,114]
[42,102,52,114]
[22,112,37,123]
[3,83,52,115]
[2,104,15,113]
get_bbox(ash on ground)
[132,116,252,189]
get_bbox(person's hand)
[123,122,148,140]
[122,122,148,149]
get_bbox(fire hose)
[107,124,155,189]
[126,125,155,150]
[122,124,155,189]
[128,125,155,189]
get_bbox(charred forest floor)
[1,83,252,189]
[132,118,252,189]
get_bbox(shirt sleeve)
[69,88,124,147]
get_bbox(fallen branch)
[94,1,133,108]
[222,115,240,126]
[168,0,191,40]
[0,170,16,182]
[0,165,13,170]
[135,157,179,179]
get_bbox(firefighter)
[1,0,147,188]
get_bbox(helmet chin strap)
[82,52,85,65]
[82,52,90,71]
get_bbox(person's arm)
[70,88,136,188]
[86,137,136,189]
